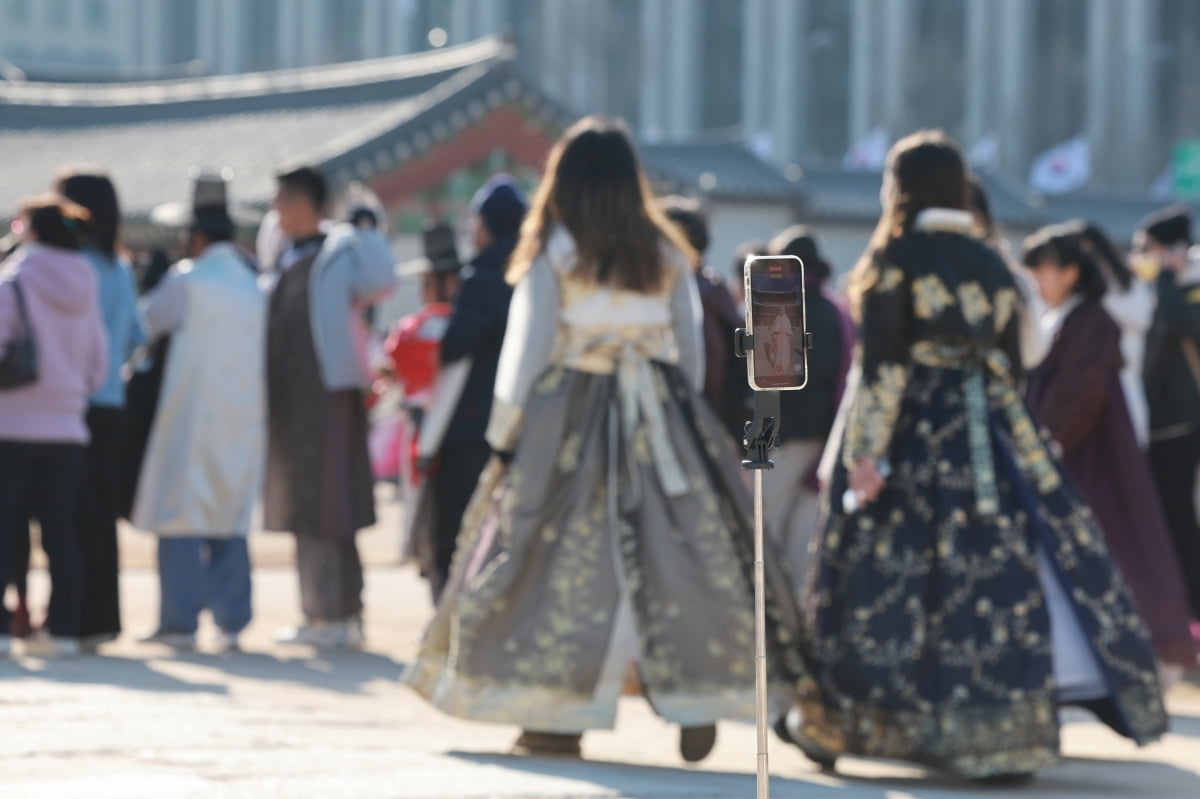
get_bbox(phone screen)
[745,255,807,390]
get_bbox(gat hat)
[399,223,463,278]
[470,173,528,241]
[769,225,833,283]
[1138,204,1193,247]
[151,168,262,229]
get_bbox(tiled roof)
[0,37,507,111]
[0,37,580,219]
[640,140,803,202]
[6,35,1187,238]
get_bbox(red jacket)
[386,302,451,402]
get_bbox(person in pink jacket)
[0,196,108,658]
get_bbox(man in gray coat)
[262,165,396,649]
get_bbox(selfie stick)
[733,328,781,799]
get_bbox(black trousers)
[0,440,85,637]
[75,406,126,640]
[1150,429,1200,619]
[432,439,492,595]
[295,535,364,622]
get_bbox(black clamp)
[734,328,781,471]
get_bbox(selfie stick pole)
[734,329,781,799]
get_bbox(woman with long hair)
[1022,225,1195,671]
[405,117,808,762]
[784,131,1165,783]
[56,170,144,649]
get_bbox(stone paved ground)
[3,492,1200,798]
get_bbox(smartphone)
[744,255,808,391]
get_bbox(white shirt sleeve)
[141,269,188,341]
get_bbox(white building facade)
[1,0,1196,191]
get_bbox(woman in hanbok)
[1022,225,1196,670]
[784,131,1166,784]
[404,116,809,763]
[1075,222,1156,448]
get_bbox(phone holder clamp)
[734,328,780,471]
[734,328,754,359]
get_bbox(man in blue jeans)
[133,175,266,652]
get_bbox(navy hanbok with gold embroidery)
[797,214,1166,778]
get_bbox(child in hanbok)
[1022,224,1196,670]
[386,225,460,596]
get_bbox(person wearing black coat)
[763,227,855,589]
[1136,205,1200,620]
[430,175,527,593]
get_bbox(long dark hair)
[849,130,971,316]
[1021,225,1108,302]
[21,194,91,251]
[1064,220,1134,291]
[507,116,694,291]
[56,170,120,259]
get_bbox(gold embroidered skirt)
[405,362,811,731]
[799,361,1166,778]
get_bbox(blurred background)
[1,0,1198,295]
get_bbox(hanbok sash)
[911,342,1061,515]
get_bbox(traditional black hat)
[151,168,261,229]
[1137,204,1193,247]
[399,223,462,277]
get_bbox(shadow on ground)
[0,649,406,697]
[0,655,227,695]
[1167,713,1200,739]
[809,753,1200,799]
[449,751,848,798]
[186,649,407,694]
[451,749,1200,799]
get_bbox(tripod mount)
[733,328,782,470]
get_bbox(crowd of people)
[1,115,1199,785]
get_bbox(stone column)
[637,0,667,139]
[879,0,913,138]
[383,0,411,54]
[769,0,807,164]
[964,0,996,148]
[567,0,603,114]
[664,0,701,137]
[216,0,242,74]
[361,0,385,58]
[997,0,1033,175]
[1119,0,1159,188]
[449,0,475,43]
[197,0,218,73]
[540,0,568,104]
[477,0,505,38]
[110,0,139,75]
[298,0,324,65]
[848,0,876,144]
[741,0,770,144]
[1085,0,1116,186]
[277,0,300,67]
[138,0,166,71]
